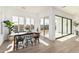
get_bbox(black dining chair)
[33,33,40,45]
[15,35,25,49]
[24,34,33,47]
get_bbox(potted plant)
[3,20,14,34]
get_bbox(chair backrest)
[25,34,32,40]
[33,33,40,38]
[15,35,25,41]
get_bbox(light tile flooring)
[0,35,79,53]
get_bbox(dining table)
[9,32,40,51]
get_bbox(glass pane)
[26,18,30,25]
[19,17,24,25]
[55,16,62,38]
[12,16,19,33]
[68,20,71,34]
[25,18,30,30]
[63,18,67,35]
[45,18,49,38]
[12,16,18,25]
[40,18,49,38]
[19,17,24,32]
[40,18,44,36]
[31,18,34,30]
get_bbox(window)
[25,18,31,30]
[55,16,62,37]
[30,18,34,30]
[12,16,19,32]
[25,18,34,31]
[63,18,67,35]
[19,17,24,32]
[68,19,72,34]
[12,16,18,25]
[55,15,72,38]
[40,17,49,38]
[40,18,44,36]
[45,18,49,37]
[12,16,35,33]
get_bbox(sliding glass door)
[68,19,72,34]
[55,15,72,38]
[63,18,68,35]
[55,16,62,38]
[45,18,49,37]
[40,17,49,38]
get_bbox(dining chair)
[33,33,40,45]
[24,34,33,47]
[15,35,25,49]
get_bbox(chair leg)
[38,38,40,43]
[34,39,36,45]
[31,41,33,46]
[22,41,24,48]
[26,40,28,47]
[16,42,18,50]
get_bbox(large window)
[55,15,72,38]
[40,17,49,38]
[12,16,34,33]
[25,18,34,31]
[30,18,34,30]
[63,18,68,35]
[68,19,72,34]
[19,17,24,32]
[55,16,62,37]
[12,16,19,32]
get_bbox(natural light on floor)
[4,41,14,53]
[75,38,79,41]
[57,34,76,42]
[39,39,49,46]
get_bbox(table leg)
[34,38,36,45]
[38,38,40,43]
[13,36,15,51]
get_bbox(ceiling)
[55,6,79,16]
[2,6,79,18]
[2,6,79,16]
[15,6,50,14]
[17,6,79,17]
